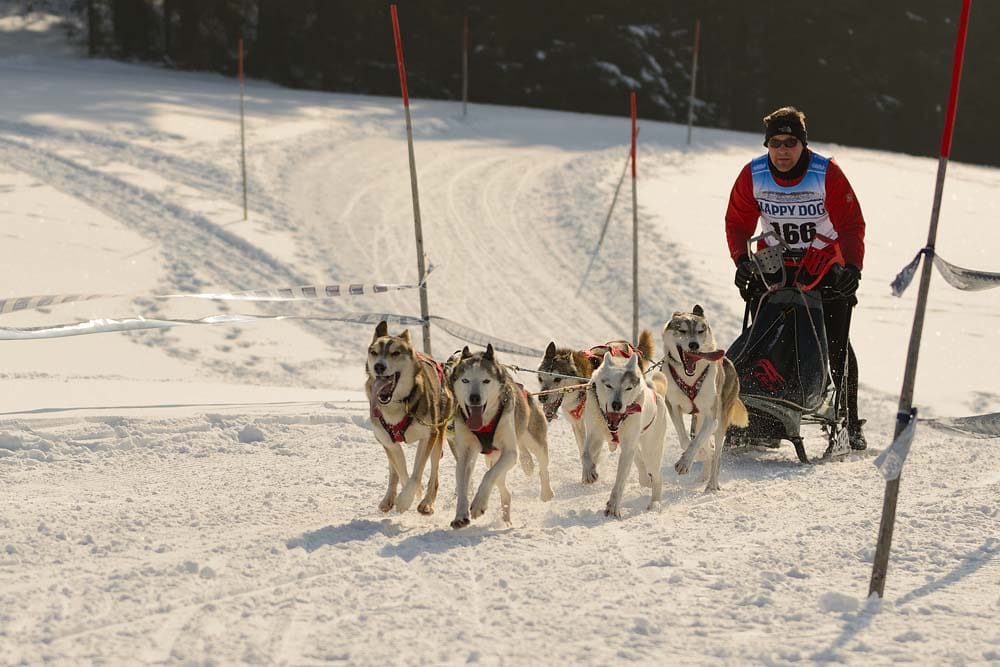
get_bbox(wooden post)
[239,37,248,221]
[462,16,469,118]
[391,5,433,355]
[869,0,972,599]
[630,92,639,344]
[686,19,701,145]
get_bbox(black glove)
[734,256,761,300]
[831,264,861,296]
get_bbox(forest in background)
[73,1,998,166]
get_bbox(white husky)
[449,345,554,528]
[662,305,749,492]
[581,352,668,518]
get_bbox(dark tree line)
[79,1,999,167]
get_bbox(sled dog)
[661,305,749,492]
[365,321,455,514]
[581,352,668,518]
[449,345,553,528]
[537,330,657,458]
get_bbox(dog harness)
[370,353,447,445]
[468,387,529,455]
[594,387,656,444]
[668,351,724,416]
[569,391,587,420]
[583,342,640,368]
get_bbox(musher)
[724,105,867,450]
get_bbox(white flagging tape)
[873,409,917,481]
[427,316,545,358]
[0,312,424,341]
[0,310,544,358]
[926,412,1000,438]
[891,249,1000,297]
[0,266,434,316]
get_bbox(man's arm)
[724,163,759,263]
[826,160,866,270]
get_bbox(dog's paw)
[604,501,622,519]
[395,482,421,513]
[501,506,511,526]
[450,515,470,529]
[539,485,554,502]
[647,499,662,511]
[674,458,692,476]
[378,494,396,513]
[470,499,487,520]
[417,500,435,515]
[581,466,599,485]
[704,480,721,493]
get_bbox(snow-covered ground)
[1,7,998,665]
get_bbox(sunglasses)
[767,137,800,149]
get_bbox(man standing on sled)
[724,105,867,450]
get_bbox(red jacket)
[724,153,866,269]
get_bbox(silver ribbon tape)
[873,409,918,481]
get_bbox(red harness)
[668,364,711,415]
[469,388,529,455]
[569,392,587,420]
[602,393,656,444]
[371,353,447,444]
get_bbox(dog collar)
[467,396,505,455]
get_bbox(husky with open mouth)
[449,345,553,528]
[536,330,656,459]
[581,352,668,518]
[662,305,749,492]
[365,321,455,515]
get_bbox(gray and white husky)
[581,352,668,518]
[449,345,554,529]
[365,321,454,515]
[661,305,748,492]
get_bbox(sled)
[725,232,855,463]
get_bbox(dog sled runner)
[725,233,856,463]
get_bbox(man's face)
[767,133,804,173]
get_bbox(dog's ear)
[625,354,639,371]
[373,320,388,342]
[544,341,556,359]
[399,329,411,342]
[461,346,472,359]
[693,304,704,317]
[603,351,613,366]
[484,343,495,361]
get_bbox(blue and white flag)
[874,410,918,481]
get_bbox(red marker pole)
[462,16,469,118]
[238,37,247,221]
[630,92,639,343]
[686,19,700,145]
[391,5,432,355]
[869,0,972,599]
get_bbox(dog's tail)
[729,397,749,429]
[636,329,655,371]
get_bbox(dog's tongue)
[466,405,485,430]
[606,412,625,431]
[372,376,395,401]
[679,346,698,375]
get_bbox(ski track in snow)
[1,48,999,664]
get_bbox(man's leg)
[823,295,865,449]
